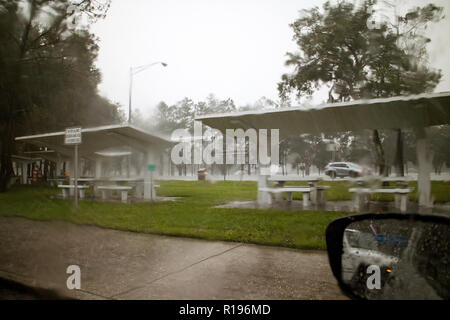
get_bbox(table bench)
[259,187,312,206]
[48,178,66,187]
[57,185,90,199]
[315,186,330,204]
[97,186,133,203]
[349,187,413,212]
[269,177,329,204]
[131,183,160,199]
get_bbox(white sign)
[326,143,337,152]
[65,127,82,144]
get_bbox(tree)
[428,126,450,175]
[368,1,443,176]
[0,0,116,191]
[278,0,442,175]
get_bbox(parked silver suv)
[324,162,364,178]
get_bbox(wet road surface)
[0,217,347,300]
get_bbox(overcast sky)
[91,0,450,117]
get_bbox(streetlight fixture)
[128,61,168,123]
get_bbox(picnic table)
[348,176,413,212]
[259,186,312,206]
[349,187,414,212]
[57,184,90,199]
[66,177,95,196]
[352,176,412,187]
[48,177,67,187]
[268,176,329,205]
[92,177,159,203]
[97,185,133,203]
[59,176,160,203]
[70,177,95,188]
[101,177,144,199]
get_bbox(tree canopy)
[278,0,442,102]
[0,0,121,191]
[277,0,443,175]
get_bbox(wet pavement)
[0,277,67,300]
[0,217,347,300]
[215,200,450,215]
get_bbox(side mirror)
[326,213,449,300]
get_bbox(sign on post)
[326,143,337,152]
[147,164,156,205]
[65,127,82,145]
[65,127,82,209]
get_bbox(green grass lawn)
[0,181,349,250]
[0,180,448,250]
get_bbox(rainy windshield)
[0,0,449,303]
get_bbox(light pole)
[128,61,168,123]
[126,61,167,178]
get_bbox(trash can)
[197,168,207,181]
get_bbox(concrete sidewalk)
[0,217,347,300]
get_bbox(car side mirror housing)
[326,213,449,300]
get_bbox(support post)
[302,192,309,207]
[94,159,102,197]
[309,181,318,204]
[415,128,433,208]
[257,166,271,206]
[144,150,158,200]
[95,159,102,178]
[74,144,78,209]
[21,162,28,184]
[56,153,63,177]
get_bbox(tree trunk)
[0,3,37,191]
[222,140,227,180]
[0,122,16,192]
[372,129,387,176]
[394,128,405,176]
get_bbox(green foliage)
[281,134,332,174]
[428,126,450,174]
[277,0,443,176]
[0,0,120,191]
[136,94,237,134]
[135,94,284,136]
[0,181,450,249]
[278,0,442,101]
[0,181,350,250]
[0,0,120,134]
[1,180,448,249]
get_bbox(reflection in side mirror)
[326,213,450,300]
